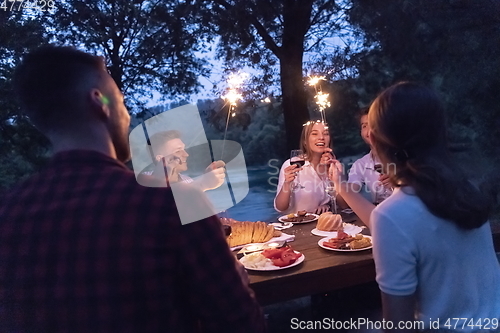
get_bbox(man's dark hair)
[13,45,105,130]
[358,107,369,124]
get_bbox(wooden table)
[246,216,376,306]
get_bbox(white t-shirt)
[372,187,500,330]
[348,152,392,203]
[274,159,330,214]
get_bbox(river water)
[223,165,279,222]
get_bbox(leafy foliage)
[197,98,287,165]
[346,0,500,151]
[0,11,51,190]
[195,0,345,151]
[51,0,209,113]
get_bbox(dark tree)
[346,0,500,151]
[197,0,343,151]
[52,0,209,113]
[0,12,51,189]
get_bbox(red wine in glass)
[374,164,383,174]
[291,160,305,167]
[290,149,305,189]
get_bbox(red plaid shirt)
[0,150,266,333]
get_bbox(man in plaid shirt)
[0,45,267,333]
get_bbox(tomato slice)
[263,246,302,267]
[282,248,301,261]
[276,249,297,266]
[272,258,288,267]
[262,248,282,259]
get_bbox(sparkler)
[315,91,331,112]
[307,75,329,123]
[307,76,325,90]
[221,72,247,159]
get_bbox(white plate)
[318,235,373,252]
[239,251,305,271]
[311,223,363,237]
[269,222,294,230]
[230,232,295,251]
[278,213,319,224]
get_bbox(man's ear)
[90,88,110,120]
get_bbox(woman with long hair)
[330,82,500,331]
[274,120,336,214]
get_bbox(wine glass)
[324,180,338,214]
[290,149,306,190]
[373,163,392,204]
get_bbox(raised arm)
[274,161,300,212]
[329,160,375,229]
[191,160,226,191]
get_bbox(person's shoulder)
[373,187,427,228]
[353,152,372,165]
[348,153,370,171]
[0,170,45,204]
[101,167,178,209]
[348,153,370,180]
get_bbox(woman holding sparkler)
[328,82,500,330]
[274,120,342,214]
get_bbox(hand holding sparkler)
[221,72,247,159]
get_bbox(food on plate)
[272,229,282,237]
[239,252,275,269]
[220,218,276,247]
[262,246,302,267]
[322,228,372,250]
[297,210,307,217]
[281,211,316,223]
[350,237,372,249]
[240,246,302,269]
[321,228,354,249]
[316,212,343,231]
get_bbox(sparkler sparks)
[227,72,248,88]
[307,76,326,87]
[315,91,331,111]
[307,75,330,123]
[222,90,243,106]
[221,72,248,159]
